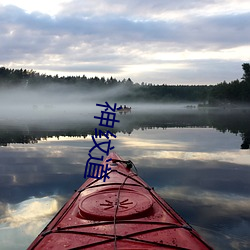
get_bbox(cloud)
[0,1,250,84]
[1,6,248,52]
[58,0,240,19]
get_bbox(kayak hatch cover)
[27,152,213,250]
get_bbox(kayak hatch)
[28,152,213,250]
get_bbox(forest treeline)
[0,63,249,104]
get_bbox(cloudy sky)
[0,0,250,85]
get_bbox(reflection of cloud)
[122,140,184,150]
[0,202,7,218]
[43,135,93,142]
[157,186,250,216]
[0,196,62,249]
[5,142,89,176]
[118,133,187,150]
[116,129,250,166]
[194,223,250,250]
[0,196,59,231]
[157,185,250,249]
[154,150,250,166]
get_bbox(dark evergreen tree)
[242,63,250,83]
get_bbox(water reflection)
[0,108,250,249]
[0,107,250,149]
[0,196,59,228]
[0,196,63,250]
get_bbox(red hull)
[28,152,213,249]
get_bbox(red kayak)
[28,152,213,249]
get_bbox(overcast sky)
[0,0,250,85]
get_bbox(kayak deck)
[28,152,213,249]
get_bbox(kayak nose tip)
[111,159,133,169]
[110,162,118,166]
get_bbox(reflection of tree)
[0,131,38,146]
[201,109,250,150]
[0,109,250,149]
[241,133,250,149]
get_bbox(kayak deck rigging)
[28,152,213,249]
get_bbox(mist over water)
[0,85,99,122]
[0,84,250,249]
[0,84,197,124]
[1,84,250,148]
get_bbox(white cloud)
[0,0,250,84]
[0,0,67,16]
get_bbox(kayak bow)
[28,152,213,249]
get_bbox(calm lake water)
[0,104,250,249]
